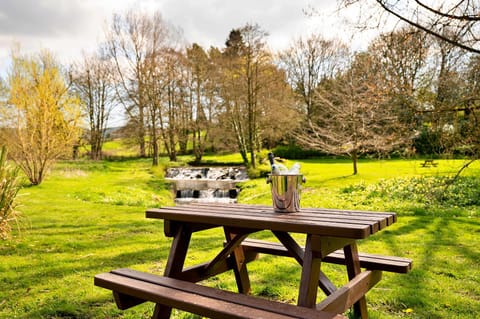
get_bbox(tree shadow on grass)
[3,221,234,318]
[366,216,479,318]
[5,215,478,319]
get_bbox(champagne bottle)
[268,152,289,174]
[268,152,281,175]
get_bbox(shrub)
[247,162,272,179]
[372,176,480,207]
[413,126,444,155]
[340,175,480,214]
[0,146,23,239]
[273,144,324,159]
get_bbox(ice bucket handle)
[266,175,306,184]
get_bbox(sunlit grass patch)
[1,156,479,319]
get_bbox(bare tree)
[338,0,480,54]
[158,48,185,162]
[294,52,408,174]
[185,43,217,163]
[105,9,174,160]
[278,34,349,117]
[458,55,480,157]
[142,44,184,164]
[71,50,116,160]
[217,24,298,168]
[370,27,430,96]
[367,27,432,143]
[406,35,469,156]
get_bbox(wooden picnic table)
[95,203,411,319]
[420,159,438,167]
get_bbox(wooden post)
[224,227,252,294]
[344,243,368,319]
[153,224,192,319]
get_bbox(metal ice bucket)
[266,174,305,213]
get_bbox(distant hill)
[104,126,125,139]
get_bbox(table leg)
[344,243,368,319]
[224,228,251,294]
[298,234,322,308]
[152,223,192,319]
[273,231,337,295]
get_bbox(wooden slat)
[224,228,251,294]
[225,237,338,295]
[316,270,382,313]
[96,269,346,319]
[324,251,412,274]
[146,203,396,239]
[240,239,412,274]
[112,291,145,310]
[298,234,323,308]
[204,232,250,275]
[196,203,397,226]
[163,224,191,278]
[166,251,258,283]
[156,203,394,228]
[242,239,291,256]
[343,242,368,318]
[151,204,385,223]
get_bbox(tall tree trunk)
[138,105,147,157]
[352,150,358,175]
[151,110,159,166]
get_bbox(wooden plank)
[273,231,304,263]
[178,251,258,282]
[240,239,412,274]
[152,204,394,231]
[204,231,249,275]
[245,238,291,256]
[272,232,337,295]
[147,207,374,239]
[197,202,394,216]
[298,234,322,308]
[150,204,377,228]
[95,271,346,319]
[344,243,368,319]
[155,223,191,319]
[316,270,382,314]
[112,291,145,310]
[224,228,251,294]
[163,224,191,278]
[194,203,397,226]
[150,204,388,225]
[324,251,412,274]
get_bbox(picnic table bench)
[95,203,412,319]
[95,268,344,319]
[240,238,412,274]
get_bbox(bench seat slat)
[95,269,345,319]
[241,239,412,273]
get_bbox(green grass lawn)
[0,156,479,318]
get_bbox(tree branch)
[414,0,480,21]
[376,0,480,54]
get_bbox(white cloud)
[0,0,385,128]
[0,0,379,75]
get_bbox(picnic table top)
[146,203,397,239]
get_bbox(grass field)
[0,156,479,318]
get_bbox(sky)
[0,0,378,126]
[0,0,373,73]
